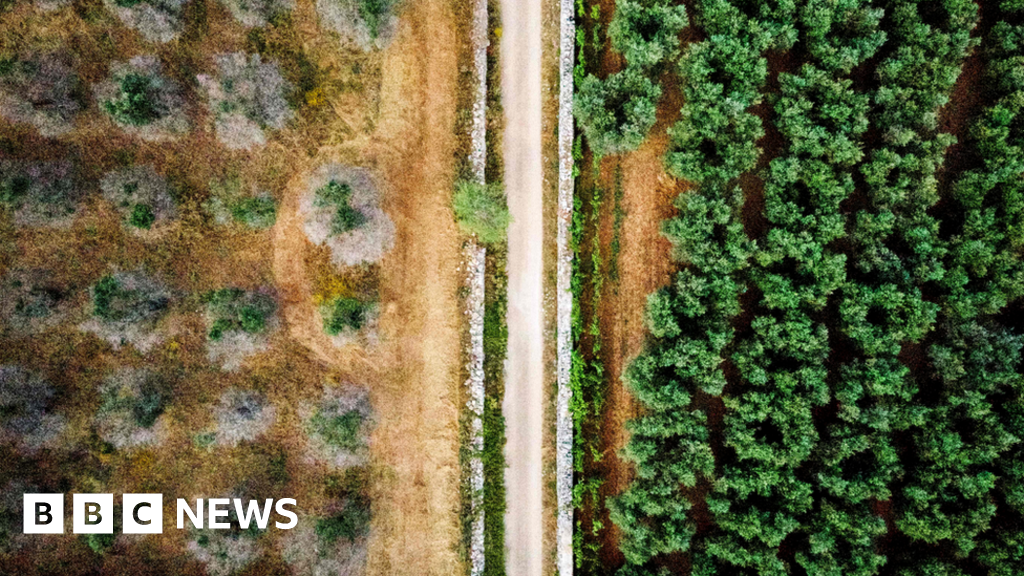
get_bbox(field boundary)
[555,0,575,572]
[465,0,490,572]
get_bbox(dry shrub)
[79,269,173,352]
[99,164,177,233]
[217,0,293,27]
[0,159,82,228]
[186,524,260,576]
[280,512,368,576]
[300,164,394,268]
[203,176,277,229]
[102,0,187,43]
[0,267,75,334]
[212,388,276,447]
[35,0,73,11]
[0,366,66,453]
[198,53,293,150]
[94,367,170,449]
[0,52,81,137]
[93,56,189,141]
[302,384,372,468]
[315,0,399,51]
[203,287,278,371]
[320,296,379,348]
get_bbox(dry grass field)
[0,0,467,573]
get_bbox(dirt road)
[272,0,465,573]
[501,0,545,572]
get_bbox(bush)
[202,287,277,370]
[204,176,277,229]
[301,164,395,267]
[0,52,81,137]
[211,388,275,446]
[316,180,368,234]
[217,0,294,27]
[574,67,660,157]
[281,513,368,575]
[305,386,372,467]
[100,164,177,232]
[0,160,81,227]
[102,0,187,43]
[452,180,510,244]
[322,296,369,334]
[315,497,370,543]
[80,270,172,352]
[0,366,65,453]
[198,53,293,150]
[203,287,276,340]
[94,368,169,449]
[186,519,259,576]
[94,56,188,141]
[0,268,72,334]
[316,0,399,50]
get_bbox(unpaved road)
[502,0,545,571]
[272,0,465,573]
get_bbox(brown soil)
[591,75,686,568]
[271,0,466,573]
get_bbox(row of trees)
[715,1,888,572]
[573,0,688,157]
[609,0,765,566]
[604,0,1024,574]
[920,12,1024,574]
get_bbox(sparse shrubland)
[94,56,188,141]
[198,53,293,150]
[99,164,177,232]
[315,0,399,50]
[210,388,276,447]
[217,0,294,27]
[80,270,172,352]
[102,0,187,43]
[94,368,170,449]
[452,180,510,244]
[0,268,73,334]
[0,366,65,453]
[301,164,395,267]
[202,287,277,370]
[304,386,372,467]
[0,52,81,137]
[204,176,277,229]
[0,159,81,227]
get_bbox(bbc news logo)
[23,494,298,534]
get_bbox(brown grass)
[1,0,466,572]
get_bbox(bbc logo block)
[23,494,63,534]
[23,494,163,534]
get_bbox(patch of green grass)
[482,244,507,576]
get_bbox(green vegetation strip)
[573,0,1024,574]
